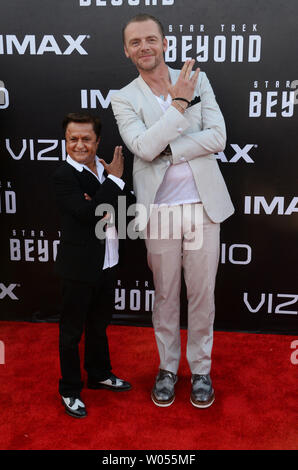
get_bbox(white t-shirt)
[153,95,201,206]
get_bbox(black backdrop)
[0,0,297,334]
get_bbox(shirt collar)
[66,155,104,181]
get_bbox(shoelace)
[159,371,176,382]
[192,374,209,385]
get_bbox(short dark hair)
[122,14,165,44]
[62,112,102,139]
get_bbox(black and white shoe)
[61,396,87,418]
[87,373,132,391]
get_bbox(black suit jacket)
[52,161,126,283]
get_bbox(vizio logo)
[244,292,298,315]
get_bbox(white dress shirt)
[153,95,201,206]
[66,155,124,270]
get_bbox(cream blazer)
[111,67,234,223]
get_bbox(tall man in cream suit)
[111,14,234,408]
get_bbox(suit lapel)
[136,74,163,124]
[75,167,101,197]
[136,67,181,126]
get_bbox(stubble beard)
[137,54,163,72]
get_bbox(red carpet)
[0,321,297,450]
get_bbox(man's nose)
[140,40,150,51]
[75,139,85,148]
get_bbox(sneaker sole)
[151,391,175,407]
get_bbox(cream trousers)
[145,203,220,375]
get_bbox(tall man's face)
[65,122,100,167]
[123,19,167,72]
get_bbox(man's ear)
[163,36,168,54]
[96,137,101,147]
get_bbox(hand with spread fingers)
[168,59,200,112]
[99,145,124,179]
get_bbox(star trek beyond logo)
[0,80,9,109]
[165,24,261,63]
[115,280,155,312]
[79,0,174,6]
[0,181,16,214]
[0,35,89,55]
[9,230,60,262]
[249,80,296,117]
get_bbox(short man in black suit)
[52,112,131,418]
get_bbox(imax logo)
[0,283,19,300]
[81,89,118,109]
[215,144,256,163]
[0,35,89,55]
[244,196,298,215]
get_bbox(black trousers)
[58,267,117,397]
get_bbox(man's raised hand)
[168,59,200,105]
[99,145,124,179]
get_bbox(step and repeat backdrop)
[0,0,297,334]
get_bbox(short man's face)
[124,19,167,72]
[65,122,100,166]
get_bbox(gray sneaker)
[190,374,215,408]
[151,369,178,407]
